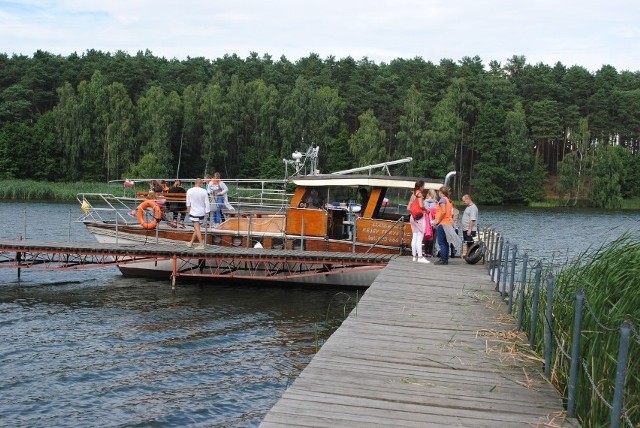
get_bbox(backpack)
[409,198,423,220]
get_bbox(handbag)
[409,198,423,220]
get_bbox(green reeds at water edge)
[0,180,118,201]
[541,234,639,427]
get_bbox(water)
[478,206,640,265]
[0,201,638,427]
[0,201,359,427]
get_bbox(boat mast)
[330,157,413,176]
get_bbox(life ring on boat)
[464,241,486,265]
[137,200,163,230]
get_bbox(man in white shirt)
[186,178,210,249]
[461,194,478,247]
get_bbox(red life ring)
[137,200,162,230]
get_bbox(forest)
[0,49,639,207]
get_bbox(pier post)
[17,234,23,279]
[610,320,632,428]
[530,262,542,348]
[495,237,504,285]
[516,253,528,330]
[508,245,517,313]
[484,229,491,271]
[501,241,509,296]
[171,255,177,290]
[567,289,584,417]
[543,274,555,378]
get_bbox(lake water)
[0,201,638,427]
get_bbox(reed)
[520,235,640,427]
[0,180,119,201]
[528,200,561,208]
[620,197,640,210]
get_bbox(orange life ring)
[137,200,162,230]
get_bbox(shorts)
[189,215,205,223]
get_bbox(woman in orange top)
[433,186,453,265]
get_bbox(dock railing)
[482,227,638,428]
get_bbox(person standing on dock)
[186,178,210,249]
[168,180,187,227]
[409,181,430,264]
[461,194,478,249]
[433,186,454,265]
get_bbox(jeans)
[212,196,224,224]
[436,225,449,262]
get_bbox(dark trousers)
[436,225,448,262]
[423,236,434,256]
[463,230,477,246]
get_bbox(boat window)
[301,187,324,208]
[372,187,414,221]
[325,186,367,212]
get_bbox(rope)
[583,296,619,332]
[580,358,614,411]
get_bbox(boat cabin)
[284,175,446,253]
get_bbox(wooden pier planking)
[261,258,579,427]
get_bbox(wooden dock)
[261,257,578,427]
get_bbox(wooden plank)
[261,257,578,427]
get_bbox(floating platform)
[0,240,397,287]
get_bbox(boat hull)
[87,224,384,287]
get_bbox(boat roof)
[291,174,444,190]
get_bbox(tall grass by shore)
[0,180,127,201]
[536,235,639,427]
[530,197,640,209]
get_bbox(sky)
[1,0,639,72]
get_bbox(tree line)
[1,49,639,207]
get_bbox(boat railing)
[76,179,293,222]
[224,179,292,210]
[76,193,136,224]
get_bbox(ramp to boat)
[0,240,395,286]
[260,258,578,427]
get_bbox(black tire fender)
[464,241,486,265]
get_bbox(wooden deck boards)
[261,257,579,427]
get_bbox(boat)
[77,161,455,287]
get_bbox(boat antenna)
[283,143,320,178]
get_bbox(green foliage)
[126,152,171,178]
[0,179,117,200]
[0,50,638,208]
[348,109,386,167]
[551,235,640,427]
[257,153,286,179]
[588,146,624,208]
[469,103,507,204]
[556,118,590,205]
[519,155,547,203]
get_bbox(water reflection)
[0,218,358,428]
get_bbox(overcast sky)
[1,0,638,72]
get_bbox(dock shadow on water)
[0,271,358,427]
